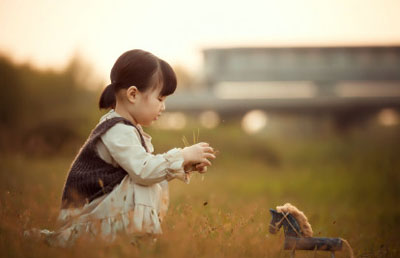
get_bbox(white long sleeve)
[98,122,187,185]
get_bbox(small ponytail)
[99,83,116,109]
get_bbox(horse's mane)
[276,203,313,237]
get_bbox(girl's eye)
[158,97,165,102]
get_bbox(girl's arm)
[100,123,214,186]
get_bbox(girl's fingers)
[196,163,204,169]
[198,166,207,174]
[204,153,216,160]
[198,142,209,147]
[201,158,212,166]
[196,161,209,168]
[196,162,210,168]
[203,147,214,153]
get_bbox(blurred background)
[0,0,399,257]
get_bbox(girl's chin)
[142,120,155,127]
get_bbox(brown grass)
[1,123,400,257]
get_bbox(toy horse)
[269,203,352,258]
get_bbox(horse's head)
[269,209,284,234]
[269,208,303,237]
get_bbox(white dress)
[28,110,189,247]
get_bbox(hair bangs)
[158,59,177,97]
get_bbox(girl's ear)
[126,86,139,103]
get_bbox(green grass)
[1,121,399,257]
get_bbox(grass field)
[1,120,399,257]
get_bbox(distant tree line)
[0,54,103,156]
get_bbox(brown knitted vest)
[61,116,148,209]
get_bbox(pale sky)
[1,0,399,82]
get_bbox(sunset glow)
[1,0,399,81]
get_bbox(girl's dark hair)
[99,49,177,109]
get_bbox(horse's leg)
[290,241,296,258]
[331,251,335,258]
[279,241,284,258]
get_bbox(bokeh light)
[241,110,268,134]
[199,110,220,129]
[377,108,399,126]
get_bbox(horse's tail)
[340,238,354,258]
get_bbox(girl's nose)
[161,102,166,111]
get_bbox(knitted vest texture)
[61,116,148,209]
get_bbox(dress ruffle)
[25,176,166,247]
[26,207,161,247]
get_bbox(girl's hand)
[183,162,208,174]
[195,163,208,174]
[182,142,216,167]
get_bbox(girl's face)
[131,84,166,127]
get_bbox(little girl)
[28,49,216,247]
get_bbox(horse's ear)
[269,209,278,215]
